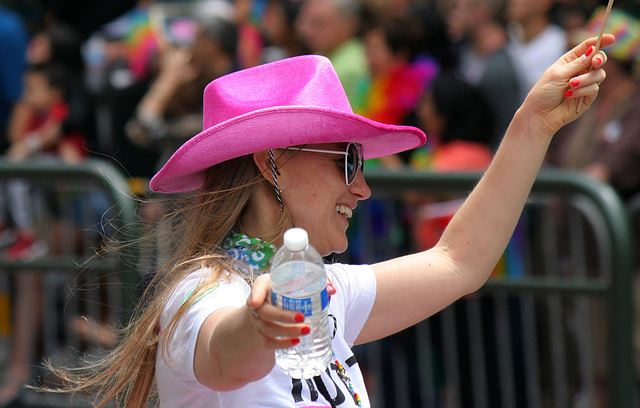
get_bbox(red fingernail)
[564,90,573,97]
[291,338,300,346]
[295,313,305,323]
[301,326,310,335]
[585,46,594,57]
[594,57,602,66]
[570,78,580,88]
[327,283,336,293]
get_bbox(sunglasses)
[289,142,364,186]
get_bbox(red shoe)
[3,232,47,262]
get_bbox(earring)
[269,150,284,212]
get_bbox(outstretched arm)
[192,275,336,391]
[192,275,303,391]
[359,35,615,344]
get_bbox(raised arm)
[359,35,615,344]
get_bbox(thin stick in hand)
[576,0,614,112]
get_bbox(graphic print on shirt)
[289,314,362,407]
[290,356,361,407]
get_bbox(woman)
[51,36,613,407]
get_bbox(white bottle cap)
[283,228,308,251]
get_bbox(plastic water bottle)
[270,228,332,378]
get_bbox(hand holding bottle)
[247,273,337,343]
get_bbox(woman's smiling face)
[276,143,371,256]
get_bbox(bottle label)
[271,287,329,316]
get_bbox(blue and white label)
[271,287,329,316]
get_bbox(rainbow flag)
[582,7,640,62]
[124,8,160,80]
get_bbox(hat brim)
[150,106,426,193]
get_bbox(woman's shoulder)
[168,268,248,306]
[325,263,376,297]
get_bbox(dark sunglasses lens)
[346,144,358,185]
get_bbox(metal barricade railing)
[0,158,139,407]
[340,168,637,408]
[1,161,634,407]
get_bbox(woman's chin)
[329,238,349,256]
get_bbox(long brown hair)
[45,154,293,407]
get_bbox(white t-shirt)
[156,263,377,407]
[508,24,568,92]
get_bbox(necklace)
[332,351,362,407]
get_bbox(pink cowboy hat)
[150,55,426,193]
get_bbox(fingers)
[248,305,309,350]
[591,50,608,69]
[248,274,271,310]
[247,274,309,349]
[564,34,615,63]
[562,47,607,80]
[250,302,305,325]
[327,279,336,296]
[247,276,338,350]
[593,34,616,51]
[562,40,607,106]
[556,35,613,82]
[249,308,309,347]
[521,35,614,133]
[565,67,606,99]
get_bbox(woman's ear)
[254,149,285,212]
[253,150,273,184]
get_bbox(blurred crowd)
[1,0,639,208]
[1,0,640,404]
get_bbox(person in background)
[553,1,601,45]
[343,14,440,288]
[407,70,495,252]
[27,22,95,152]
[506,0,568,92]
[6,64,86,164]
[0,62,87,406]
[368,71,496,405]
[447,0,524,149]
[410,70,494,173]
[126,15,239,171]
[354,16,439,169]
[83,0,164,184]
[409,1,460,72]
[262,0,308,62]
[28,23,85,74]
[234,0,265,69]
[296,0,369,105]
[3,63,86,261]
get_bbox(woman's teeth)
[336,205,352,218]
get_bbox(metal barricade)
[0,158,139,407]
[340,168,637,408]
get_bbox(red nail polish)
[291,338,300,346]
[295,313,305,323]
[594,57,602,66]
[327,283,336,292]
[301,326,310,335]
[564,90,573,98]
[585,46,594,57]
[570,78,580,88]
